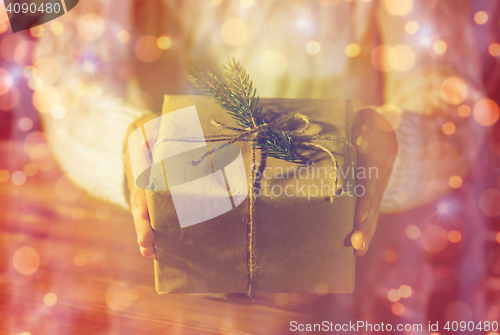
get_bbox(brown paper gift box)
[146,95,357,294]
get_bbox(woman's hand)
[350,108,398,256]
[124,116,157,258]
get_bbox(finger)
[133,189,154,249]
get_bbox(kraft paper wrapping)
[146,95,357,294]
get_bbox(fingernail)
[137,234,142,246]
[360,211,368,223]
[361,241,366,251]
[140,246,145,255]
[356,134,370,152]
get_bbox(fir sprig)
[187,58,298,162]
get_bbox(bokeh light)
[19,117,34,131]
[384,249,398,263]
[126,288,140,301]
[315,282,329,294]
[306,41,321,55]
[74,253,88,266]
[406,225,421,239]
[387,289,401,302]
[13,246,40,275]
[43,292,57,306]
[14,40,37,64]
[389,45,416,72]
[23,163,38,177]
[71,207,86,220]
[448,230,462,243]
[78,14,104,41]
[157,36,172,50]
[457,104,471,117]
[12,171,26,185]
[50,22,64,35]
[274,293,289,307]
[479,189,500,217]
[30,25,44,38]
[220,19,249,46]
[117,30,130,44]
[33,86,60,113]
[422,225,448,253]
[433,40,447,55]
[489,43,500,57]
[345,43,361,57]
[399,285,412,298]
[240,0,254,8]
[496,232,500,244]
[51,106,66,120]
[442,122,456,135]
[0,86,20,111]
[371,45,392,72]
[405,21,419,34]
[474,11,488,25]
[448,175,462,189]
[385,0,413,16]
[473,99,499,126]
[391,302,405,315]
[55,175,82,202]
[96,206,110,220]
[105,284,131,311]
[0,68,12,95]
[440,77,467,105]
[0,169,10,183]
[135,35,161,63]
[35,58,60,85]
[259,50,287,78]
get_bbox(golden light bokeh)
[442,122,456,135]
[315,282,329,294]
[0,169,10,182]
[479,188,500,217]
[33,86,60,113]
[78,14,105,41]
[473,99,499,126]
[385,0,413,16]
[259,50,287,78]
[440,77,467,105]
[43,292,58,306]
[71,207,86,220]
[56,175,82,202]
[13,246,40,275]
[30,25,44,38]
[384,249,398,263]
[391,302,405,315]
[51,106,66,119]
[406,225,421,239]
[387,289,401,302]
[345,43,361,57]
[28,77,43,91]
[457,104,471,117]
[105,284,131,311]
[12,171,26,185]
[50,22,64,35]
[399,285,412,298]
[433,40,447,55]
[135,35,162,63]
[23,163,38,177]
[448,175,462,189]
[474,11,488,25]
[388,44,415,72]
[156,36,172,50]
[317,0,342,6]
[126,288,140,302]
[274,293,289,306]
[0,86,20,110]
[74,253,88,266]
[371,45,392,72]
[448,230,462,243]
[240,0,254,8]
[422,225,448,253]
[488,43,500,57]
[96,206,111,220]
[117,30,131,44]
[405,21,419,34]
[211,0,223,4]
[306,41,321,55]
[35,58,60,85]
[23,65,37,79]
[220,19,249,46]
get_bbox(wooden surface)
[0,139,331,335]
